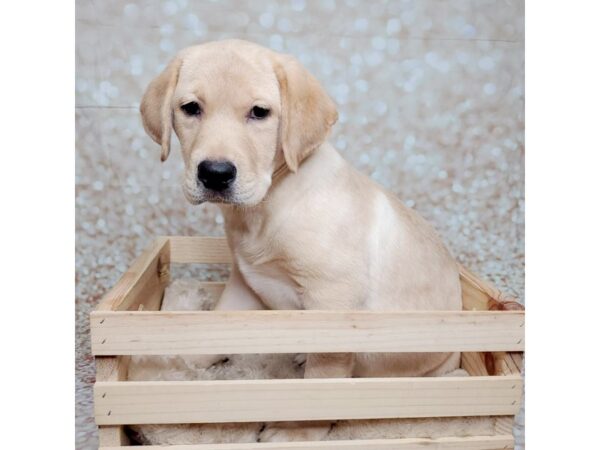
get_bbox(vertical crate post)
[459,264,524,440]
[93,237,170,447]
[95,356,130,446]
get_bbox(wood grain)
[94,375,522,425]
[95,356,130,447]
[96,237,170,312]
[91,310,524,356]
[100,434,514,449]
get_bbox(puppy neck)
[220,143,344,231]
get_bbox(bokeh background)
[75,1,524,448]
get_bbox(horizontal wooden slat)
[168,236,232,264]
[100,434,514,449]
[459,264,501,311]
[94,375,522,425]
[459,265,523,312]
[91,310,524,355]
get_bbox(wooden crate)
[91,236,524,449]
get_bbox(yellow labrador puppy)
[141,39,462,442]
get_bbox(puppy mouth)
[203,190,237,204]
[182,188,204,205]
[182,175,234,205]
[182,176,269,207]
[182,185,242,206]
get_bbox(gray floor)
[76,1,524,448]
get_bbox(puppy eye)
[249,106,270,120]
[181,101,202,117]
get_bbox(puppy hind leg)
[304,352,355,378]
[425,352,463,377]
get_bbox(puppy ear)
[274,56,338,172]
[140,58,182,162]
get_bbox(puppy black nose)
[198,160,237,191]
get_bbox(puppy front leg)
[260,354,354,443]
[215,262,266,311]
[195,263,265,369]
[301,354,355,437]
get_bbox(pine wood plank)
[91,310,524,356]
[100,434,514,449]
[459,265,502,311]
[494,417,515,436]
[459,265,523,312]
[461,352,491,376]
[491,352,522,436]
[96,237,170,312]
[509,352,524,371]
[94,375,522,425]
[95,356,130,447]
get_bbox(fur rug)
[127,279,496,445]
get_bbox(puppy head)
[140,40,337,206]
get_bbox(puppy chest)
[236,257,302,310]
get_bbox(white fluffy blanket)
[127,279,496,445]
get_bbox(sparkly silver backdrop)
[75,1,524,449]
